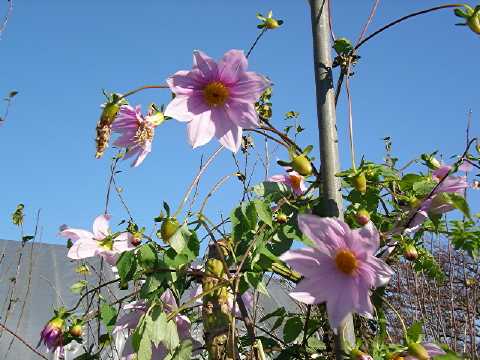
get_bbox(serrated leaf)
[138,243,158,270]
[164,340,193,360]
[148,309,167,347]
[116,250,136,283]
[445,193,471,219]
[407,321,423,343]
[162,319,180,350]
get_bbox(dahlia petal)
[68,239,99,260]
[212,107,242,152]
[218,49,248,84]
[326,278,358,329]
[160,288,178,311]
[349,222,380,256]
[59,228,94,243]
[225,101,260,129]
[187,112,215,148]
[229,71,270,103]
[113,310,143,334]
[165,93,210,122]
[176,315,191,339]
[268,174,289,184]
[355,286,374,319]
[113,132,136,147]
[193,50,218,81]
[297,215,349,254]
[166,70,205,95]
[100,251,118,266]
[279,248,320,277]
[112,237,135,253]
[422,343,446,356]
[131,146,150,168]
[93,214,110,239]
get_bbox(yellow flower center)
[135,122,154,145]
[203,81,229,107]
[289,174,302,191]
[335,249,358,275]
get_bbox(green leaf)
[407,321,423,343]
[70,280,88,294]
[164,340,193,360]
[283,316,303,343]
[259,306,286,322]
[169,224,189,254]
[137,330,152,360]
[333,37,353,54]
[138,243,158,270]
[445,193,471,219]
[99,303,118,332]
[140,274,164,298]
[148,308,168,347]
[244,272,268,295]
[162,319,180,350]
[253,181,289,199]
[254,199,273,228]
[116,250,137,284]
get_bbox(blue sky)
[1,1,478,244]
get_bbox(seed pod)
[69,324,83,338]
[291,155,313,176]
[160,217,179,242]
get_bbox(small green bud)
[407,343,429,360]
[355,209,370,225]
[69,324,83,337]
[467,13,480,34]
[160,217,179,242]
[404,244,418,261]
[265,18,281,29]
[206,259,224,277]
[291,155,313,176]
[352,172,367,194]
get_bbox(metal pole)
[308,0,355,358]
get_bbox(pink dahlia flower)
[408,163,470,231]
[113,289,195,359]
[268,170,307,196]
[164,49,270,152]
[280,214,393,329]
[39,317,64,352]
[111,105,161,167]
[405,342,446,359]
[59,214,135,266]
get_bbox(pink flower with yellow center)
[111,105,163,167]
[59,214,135,266]
[39,317,64,352]
[268,170,307,196]
[280,214,393,329]
[164,49,270,152]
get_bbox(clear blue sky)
[1,1,478,243]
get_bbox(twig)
[0,322,48,359]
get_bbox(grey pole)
[308,0,355,358]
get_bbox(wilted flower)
[39,317,64,352]
[164,49,270,152]
[280,214,393,329]
[405,342,445,360]
[111,105,164,167]
[268,170,307,196]
[59,214,135,265]
[113,289,195,359]
[191,283,254,316]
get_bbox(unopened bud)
[160,217,179,243]
[69,324,83,338]
[468,13,480,34]
[352,172,367,194]
[291,155,313,177]
[265,18,281,29]
[404,244,418,261]
[206,259,224,278]
[276,212,288,224]
[355,209,370,225]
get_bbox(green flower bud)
[206,259,225,277]
[265,18,281,29]
[467,14,480,34]
[352,172,367,194]
[160,217,179,242]
[69,324,83,338]
[404,244,418,261]
[291,155,313,176]
[355,209,370,225]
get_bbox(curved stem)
[355,4,462,50]
[118,84,169,100]
[246,28,268,59]
[384,298,408,342]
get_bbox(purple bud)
[40,318,64,351]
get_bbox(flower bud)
[351,349,373,360]
[130,233,142,247]
[40,317,64,351]
[291,155,313,177]
[69,324,83,338]
[404,244,418,261]
[408,196,422,208]
[355,209,370,225]
[407,343,429,360]
[95,103,120,159]
[160,217,179,242]
[352,172,367,194]
[265,18,281,29]
[275,212,288,224]
[467,13,480,34]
